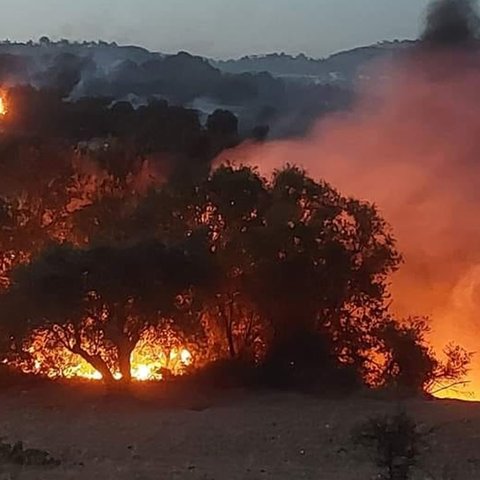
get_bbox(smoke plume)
[216,1,480,398]
[422,0,480,45]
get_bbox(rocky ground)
[0,382,479,479]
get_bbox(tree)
[0,142,79,289]
[205,110,240,157]
[246,166,400,374]
[142,164,400,374]
[2,237,214,383]
[207,110,238,136]
[134,164,400,369]
[376,317,472,395]
[200,165,270,360]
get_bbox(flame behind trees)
[0,139,470,391]
[2,239,213,384]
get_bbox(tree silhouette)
[2,238,214,383]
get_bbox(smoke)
[215,3,480,398]
[33,53,97,97]
[0,41,353,138]
[422,0,480,45]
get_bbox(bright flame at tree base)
[6,325,479,398]
[16,328,194,382]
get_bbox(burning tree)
[124,164,402,376]
[240,166,401,383]
[1,238,214,383]
[199,165,271,361]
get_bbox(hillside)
[212,40,416,84]
[0,39,356,138]
[0,38,416,87]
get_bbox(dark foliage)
[193,358,258,389]
[377,318,472,396]
[260,330,360,392]
[3,87,230,180]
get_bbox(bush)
[0,440,60,467]
[378,318,472,396]
[260,330,360,393]
[353,411,424,480]
[193,358,257,388]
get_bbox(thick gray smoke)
[422,0,480,45]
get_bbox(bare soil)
[0,382,479,479]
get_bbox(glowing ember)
[181,349,192,365]
[0,95,7,116]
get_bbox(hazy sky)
[0,0,431,58]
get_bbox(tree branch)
[430,380,471,395]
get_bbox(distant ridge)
[0,38,416,84]
[211,40,416,82]
[0,38,414,138]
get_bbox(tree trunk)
[110,306,138,384]
[73,346,115,384]
[226,326,236,359]
[118,341,135,384]
[221,301,236,359]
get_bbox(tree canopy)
[0,144,469,392]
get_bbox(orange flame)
[0,95,7,116]
[18,328,194,382]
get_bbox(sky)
[0,0,432,58]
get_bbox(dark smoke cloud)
[422,0,480,45]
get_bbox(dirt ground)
[0,383,479,480]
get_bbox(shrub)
[353,411,424,480]
[377,318,472,396]
[0,440,60,467]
